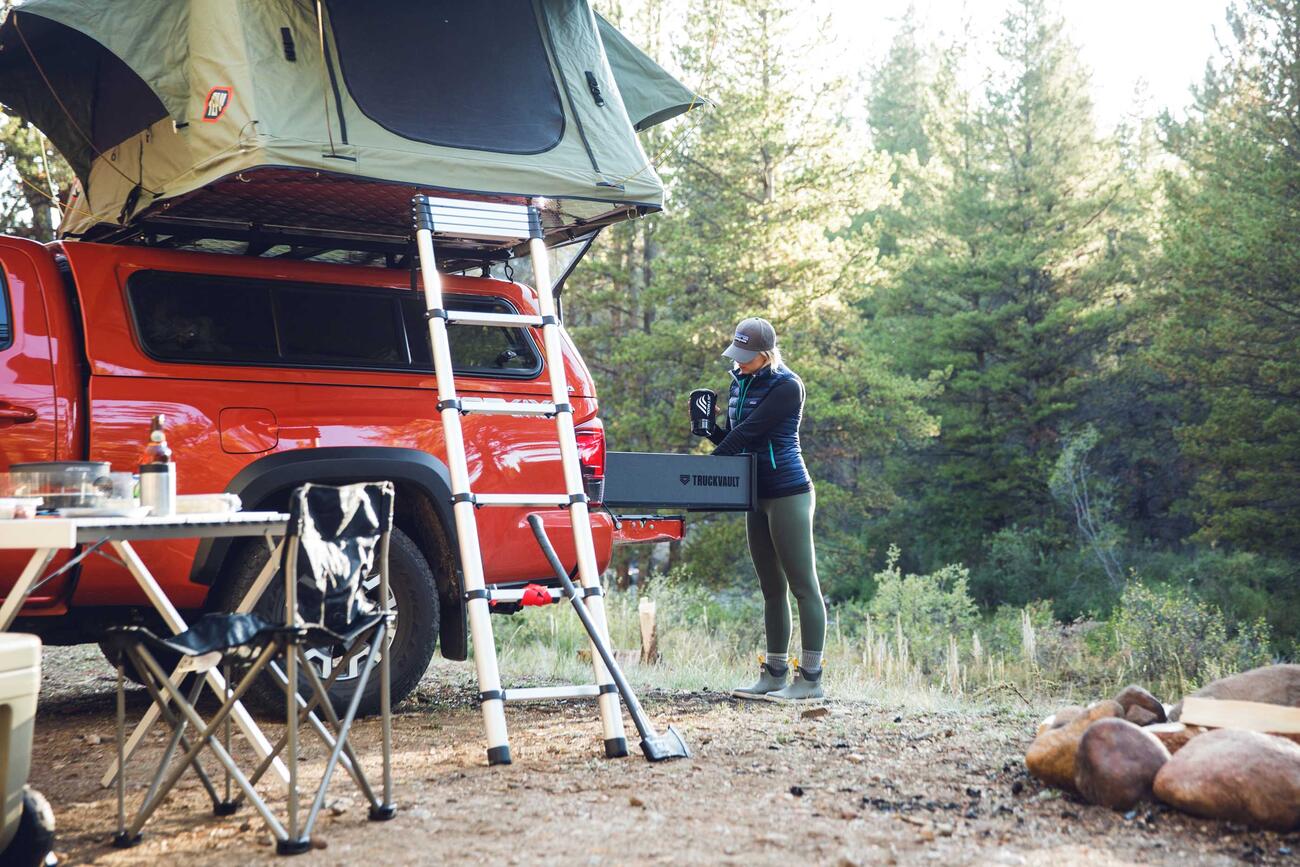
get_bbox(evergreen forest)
[3,0,1297,683]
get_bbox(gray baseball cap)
[722,317,777,363]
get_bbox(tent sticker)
[202,87,233,122]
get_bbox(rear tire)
[214,527,438,717]
[1,787,55,867]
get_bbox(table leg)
[0,548,57,631]
[99,540,289,788]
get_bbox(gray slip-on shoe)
[765,667,824,702]
[731,662,789,700]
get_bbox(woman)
[695,317,826,701]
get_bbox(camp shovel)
[527,515,690,762]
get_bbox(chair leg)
[114,661,140,849]
[250,639,373,795]
[123,650,220,833]
[217,661,237,816]
[378,536,396,819]
[129,641,290,843]
[138,674,223,813]
[282,637,308,854]
[293,644,380,805]
[277,543,310,856]
[302,635,384,839]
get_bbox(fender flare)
[191,446,458,587]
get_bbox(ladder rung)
[504,685,600,702]
[446,310,543,328]
[473,493,572,507]
[414,196,535,241]
[458,399,559,417]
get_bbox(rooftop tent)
[0,0,703,255]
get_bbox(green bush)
[1105,581,1274,697]
[678,513,753,591]
[971,526,1056,608]
[969,527,1122,622]
[985,599,1055,660]
[866,545,978,672]
[1167,549,1300,653]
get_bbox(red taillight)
[575,425,606,477]
[575,422,606,503]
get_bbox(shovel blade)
[639,725,690,762]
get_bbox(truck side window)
[0,272,10,350]
[277,287,404,366]
[126,270,541,377]
[129,272,278,362]
[401,297,541,373]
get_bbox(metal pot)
[8,461,113,509]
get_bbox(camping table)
[0,512,291,785]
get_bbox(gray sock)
[800,650,822,673]
[765,652,788,671]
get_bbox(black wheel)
[2,787,55,867]
[214,527,439,717]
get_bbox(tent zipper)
[314,2,350,149]
[538,0,601,174]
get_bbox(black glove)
[689,388,717,437]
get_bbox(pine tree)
[0,113,71,240]
[566,0,938,591]
[1154,0,1300,556]
[863,9,942,258]
[867,9,932,165]
[0,1,71,240]
[876,0,1137,570]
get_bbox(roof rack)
[86,214,517,272]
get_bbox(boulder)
[1025,700,1123,791]
[1125,705,1160,727]
[1153,728,1300,831]
[1170,664,1300,720]
[1073,718,1170,810]
[1146,722,1204,754]
[1036,705,1085,737]
[1114,685,1166,724]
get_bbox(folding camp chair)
[102,482,397,855]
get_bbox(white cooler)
[0,633,41,853]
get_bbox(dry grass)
[489,584,1064,715]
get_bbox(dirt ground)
[29,646,1300,866]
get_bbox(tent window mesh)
[323,0,565,154]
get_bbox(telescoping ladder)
[412,194,627,765]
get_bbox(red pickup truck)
[0,234,682,710]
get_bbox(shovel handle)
[527,515,654,741]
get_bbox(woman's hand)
[689,388,717,437]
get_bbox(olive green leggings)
[746,489,825,655]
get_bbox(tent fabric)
[595,13,702,131]
[0,0,704,243]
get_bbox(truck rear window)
[126,271,541,377]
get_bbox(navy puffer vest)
[728,364,812,499]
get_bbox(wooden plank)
[639,597,659,665]
[1180,697,1300,734]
